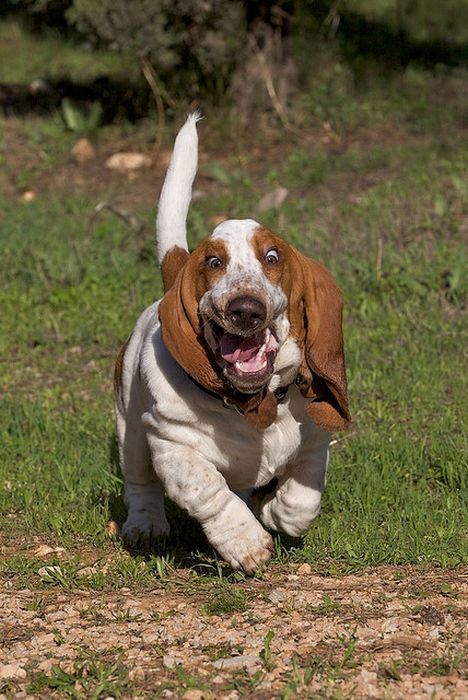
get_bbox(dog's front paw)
[122,512,170,551]
[205,518,273,575]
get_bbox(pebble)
[212,655,261,671]
[268,589,287,604]
[163,654,182,669]
[181,691,207,700]
[297,563,312,575]
[34,544,56,557]
[0,663,26,680]
[105,152,151,171]
[71,138,96,163]
[381,618,399,634]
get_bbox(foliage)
[67,0,247,92]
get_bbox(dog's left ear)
[161,245,190,292]
[288,248,351,432]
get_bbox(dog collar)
[183,369,290,413]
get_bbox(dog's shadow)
[106,433,300,574]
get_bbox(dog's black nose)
[226,296,266,331]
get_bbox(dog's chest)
[199,400,303,489]
[146,327,306,490]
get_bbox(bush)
[67,0,248,95]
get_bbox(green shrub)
[67,0,247,94]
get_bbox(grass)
[0,19,136,85]
[1,21,467,591]
[28,650,131,699]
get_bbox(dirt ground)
[1,564,466,699]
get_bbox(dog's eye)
[206,256,223,269]
[265,248,280,265]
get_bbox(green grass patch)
[0,19,136,85]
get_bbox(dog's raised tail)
[156,112,201,265]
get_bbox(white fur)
[156,112,201,262]
[116,119,331,574]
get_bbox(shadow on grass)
[0,76,150,122]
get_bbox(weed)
[260,629,275,671]
[201,582,249,616]
[29,651,130,699]
[307,595,342,616]
[380,659,402,681]
[110,607,143,623]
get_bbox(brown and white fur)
[115,114,350,574]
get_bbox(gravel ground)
[1,565,466,699]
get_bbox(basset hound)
[115,114,350,574]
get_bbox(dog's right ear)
[160,245,190,292]
[288,248,351,432]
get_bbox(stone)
[71,138,96,163]
[297,563,312,575]
[213,655,261,671]
[181,691,207,700]
[34,544,55,557]
[163,655,182,669]
[105,152,151,171]
[106,520,120,536]
[268,589,287,604]
[0,663,26,680]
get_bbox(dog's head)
[159,219,350,431]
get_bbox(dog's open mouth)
[214,326,279,385]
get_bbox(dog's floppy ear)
[159,248,225,391]
[161,245,190,292]
[289,248,351,432]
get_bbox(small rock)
[163,655,182,669]
[381,618,399,634]
[257,186,288,212]
[0,663,26,680]
[129,666,145,681]
[213,655,261,671]
[357,669,379,697]
[297,563,312,575]
[34,544,55,557]
[21,190,36,202]
[29,79,52,95]
[182,691,206,700]
[268,589,287,604]
[71,138,96,163]
[106,520,120,537]
[105,152,152,171]
[47,609,69,622]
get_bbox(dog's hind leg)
[115,350,170,551]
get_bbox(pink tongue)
[220,333,262,364]
[219,332,279,370]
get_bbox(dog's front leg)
[257,438,330,538]
[144,419,273,574]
